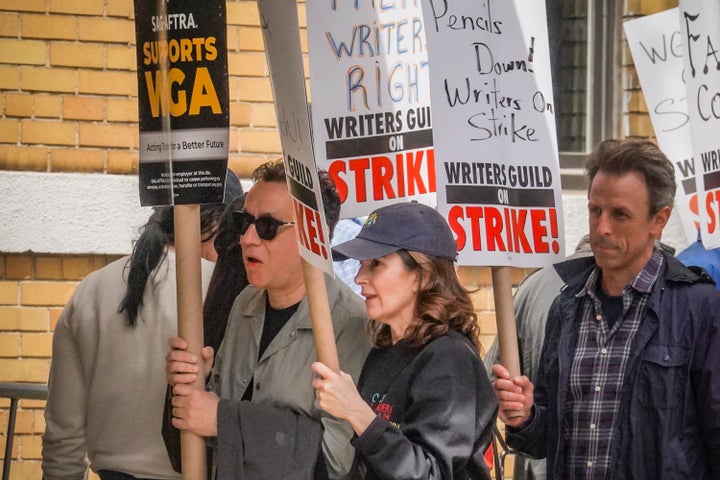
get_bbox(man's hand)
[171,383,219,437]
[491,364,534,428]
[165,336,214,387]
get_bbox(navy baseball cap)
[332,202,458,262]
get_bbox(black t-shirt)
[241,299,300,402]
[596,285,624,330]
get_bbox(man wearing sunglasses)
[166,160,369,480]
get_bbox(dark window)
[547,0,623,190]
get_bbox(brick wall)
[0,0,283,177]
[0,254,119,479]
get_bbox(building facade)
[0,0,684,478]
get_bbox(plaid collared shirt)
[564,248,664,479]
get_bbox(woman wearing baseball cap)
[312,201,498,480]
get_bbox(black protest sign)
[134,0,229,206]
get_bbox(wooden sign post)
[258,0,341,374]
[302,260,340,373]
[134,0,230,476]
[492,267,521,378]
[173,204,207,480]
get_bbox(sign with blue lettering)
[306,0,436,218]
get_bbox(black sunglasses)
[232,210,295,241]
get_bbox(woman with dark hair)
[312,202,498,480]
[203,194,249,353]
[42,172,241,480]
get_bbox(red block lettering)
[449,205,468,250]
[511,209,532,253]
[485,207,505,252]
[531,209,549,253]
[293,199,326,258]
[327,148,437,205]
[349,158,370,202]
[371,156,395,201]
[329,161,349,203]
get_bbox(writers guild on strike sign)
[449,205,560,255]
[293,198,329,259]
[329,148,436,204]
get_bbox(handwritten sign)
[258,0,333,274]
[134,0,229,206]
[307,0,436,217]
[420,0,564,267]
[680,0,720,248]
[624,8,697,243]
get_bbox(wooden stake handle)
[491,266,524,419]
[301,259,340,373]
[174,204,207,480]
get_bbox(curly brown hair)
[368,250,481,352]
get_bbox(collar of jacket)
[239,272,343,330]
[553,248,715,293]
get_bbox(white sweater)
[42,252,214,480]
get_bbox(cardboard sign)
[624,9,697,244]
[306,0,436,217]
[420,0,564,267]
[134,0,230,206]
[258,0,334,274]
[680,0,720,248]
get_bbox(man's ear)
[651,205,671,238]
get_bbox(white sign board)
[420,0,564,267]
[258,0,334,274]
[307,0,436,218]
[680,0,720,248]
[624,8,697,244]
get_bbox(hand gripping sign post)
[257,0,340,373]
[679,1,720,249]
[420,0,565,414]
[625,9,698,245]
[134,1,230,478]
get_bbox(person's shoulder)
[553,254,595,284]
[58,256,132,329]
[422,330,479,363]
[228,284,264,315]
[329,276,367,317]
[200,256,216,274]
[665,252,718,288]
[72,255,131,296]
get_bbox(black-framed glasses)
[232,210,295,241]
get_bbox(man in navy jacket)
[492,139,720,479]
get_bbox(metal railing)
[0,382,48,480]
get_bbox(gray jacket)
[211,274,369,479]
